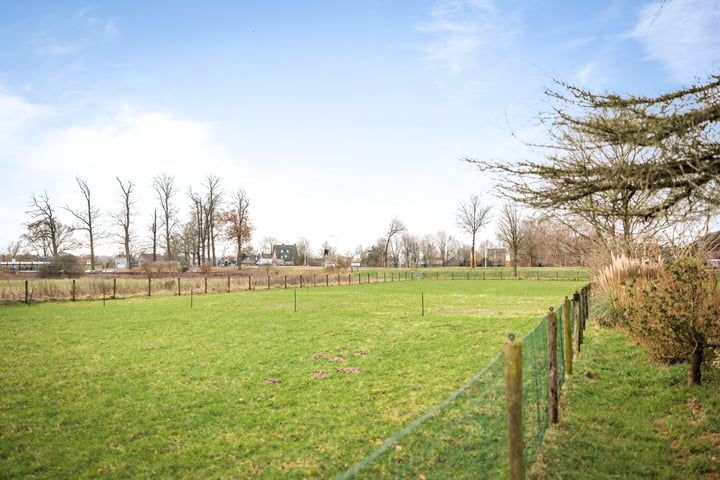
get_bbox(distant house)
[272,244,297,266]
[241,253,260,266]
[115,256,129,269]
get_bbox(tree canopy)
[468,75,720,251]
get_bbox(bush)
[40,255,83,278]
[597,255,720,386]
[140,261,182,277]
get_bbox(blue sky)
[1,0,719,258]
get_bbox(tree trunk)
[688,346,703,386]
[471,233,476,269]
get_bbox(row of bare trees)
[17,173,252,271]
[357,201,587,272]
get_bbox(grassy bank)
[530,323,720,479]
[0,279,583,479]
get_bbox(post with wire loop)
[503,332,523,480]
[547,307,559,424]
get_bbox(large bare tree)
[382,217,406,268]
[24,191,74,257]
[456,194,492,268]
[65,177,101,270]
[468,76,720,254]
[219,188,252,269]
[152,173,178,261]
[114,177,135,269]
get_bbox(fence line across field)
[1,269,591,303]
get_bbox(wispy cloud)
[572,62,596,87]
[417,0,519,73]
[36,43,78,56]
[75,3,120,37]
[630,0,720,83]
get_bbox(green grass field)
[529,323,720,479]
[0,279,585,479]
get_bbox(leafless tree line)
[15,173,252,270]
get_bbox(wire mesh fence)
[337,287,587,479]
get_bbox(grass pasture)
[0,279,585,479]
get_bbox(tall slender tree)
[496,203,526,278]
[456,194,492,268]
[203,174,223,267]
[65,177,101,270]
[153,173,178,261]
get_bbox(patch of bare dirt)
[263,378,282,384]
[311,354,346,361]
[336,367,362,374]
[309,370,328,378]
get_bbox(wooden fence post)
[148,278,151,296]
[25,280,29,304]
[204,277,208,294]
[573,291,581,356]
[227,274,231,293]
[547,308,559,424]
[72,279,76,302]
[178,277,181,296]
[113,278,117,299]
[503,333,524,480]
[563,297,573,376]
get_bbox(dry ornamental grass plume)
[597,254,720,386]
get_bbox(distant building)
[115,256,129,269]
[272,244,297,266]
[241,253,260,266]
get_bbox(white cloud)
[1,104,245,255]
[630,0,720,83]
[0,91,49,141]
